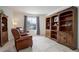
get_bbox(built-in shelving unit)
[51,15,59,41]
[45,6,77,49]
[59,11,73,32]
[46,18,50,29]
[0,12,8,46]
[46,17,51,38]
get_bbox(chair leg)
[16,48,19,52]
[30,44,32,47]
[15,47,19,52]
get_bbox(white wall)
[13,12,24,29]
[77,6,79,48]
[13,11,46,36]
[0,6,14,40]
[39,15,46,36]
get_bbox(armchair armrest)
[20,33,28,36]
[16,35,32,42]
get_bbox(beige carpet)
[0,36,77,52]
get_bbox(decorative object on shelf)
[53,23,57,26]
[1,23,5,27]
[65,17,72,21]
[66,22,72,26]
[61,22,72,27]
[54,17,59,22]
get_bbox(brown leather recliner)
[11,28,32,51]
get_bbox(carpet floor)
[0,36,77,52]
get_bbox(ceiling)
[9,6,69,15]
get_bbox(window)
[27,16,37,30]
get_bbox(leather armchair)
[11,28,32,51]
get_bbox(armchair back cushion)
[16,27,22,33]
[11,28,20,40]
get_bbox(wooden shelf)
[51,25,57,27]
[46,17,50,29]
[51,21,58,23]
[60,19,72,22]
[60,13,72,17]
[60,25,72,27]
[51,34,57,36]
[51,35,57,39]
[51,30,57,32]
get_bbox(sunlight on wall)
[13,21,17,28]
[12,17,18,28]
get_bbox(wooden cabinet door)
[66,33,73,48]
[59,31,76,49]
[46,30,50,38]
[1,32,8,45]
[58,32,66,45]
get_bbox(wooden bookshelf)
[46,17,50,29]
[45,6,77,49]
[46,17,51,38]
[0,13,8,46]
[50,15,59,41]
